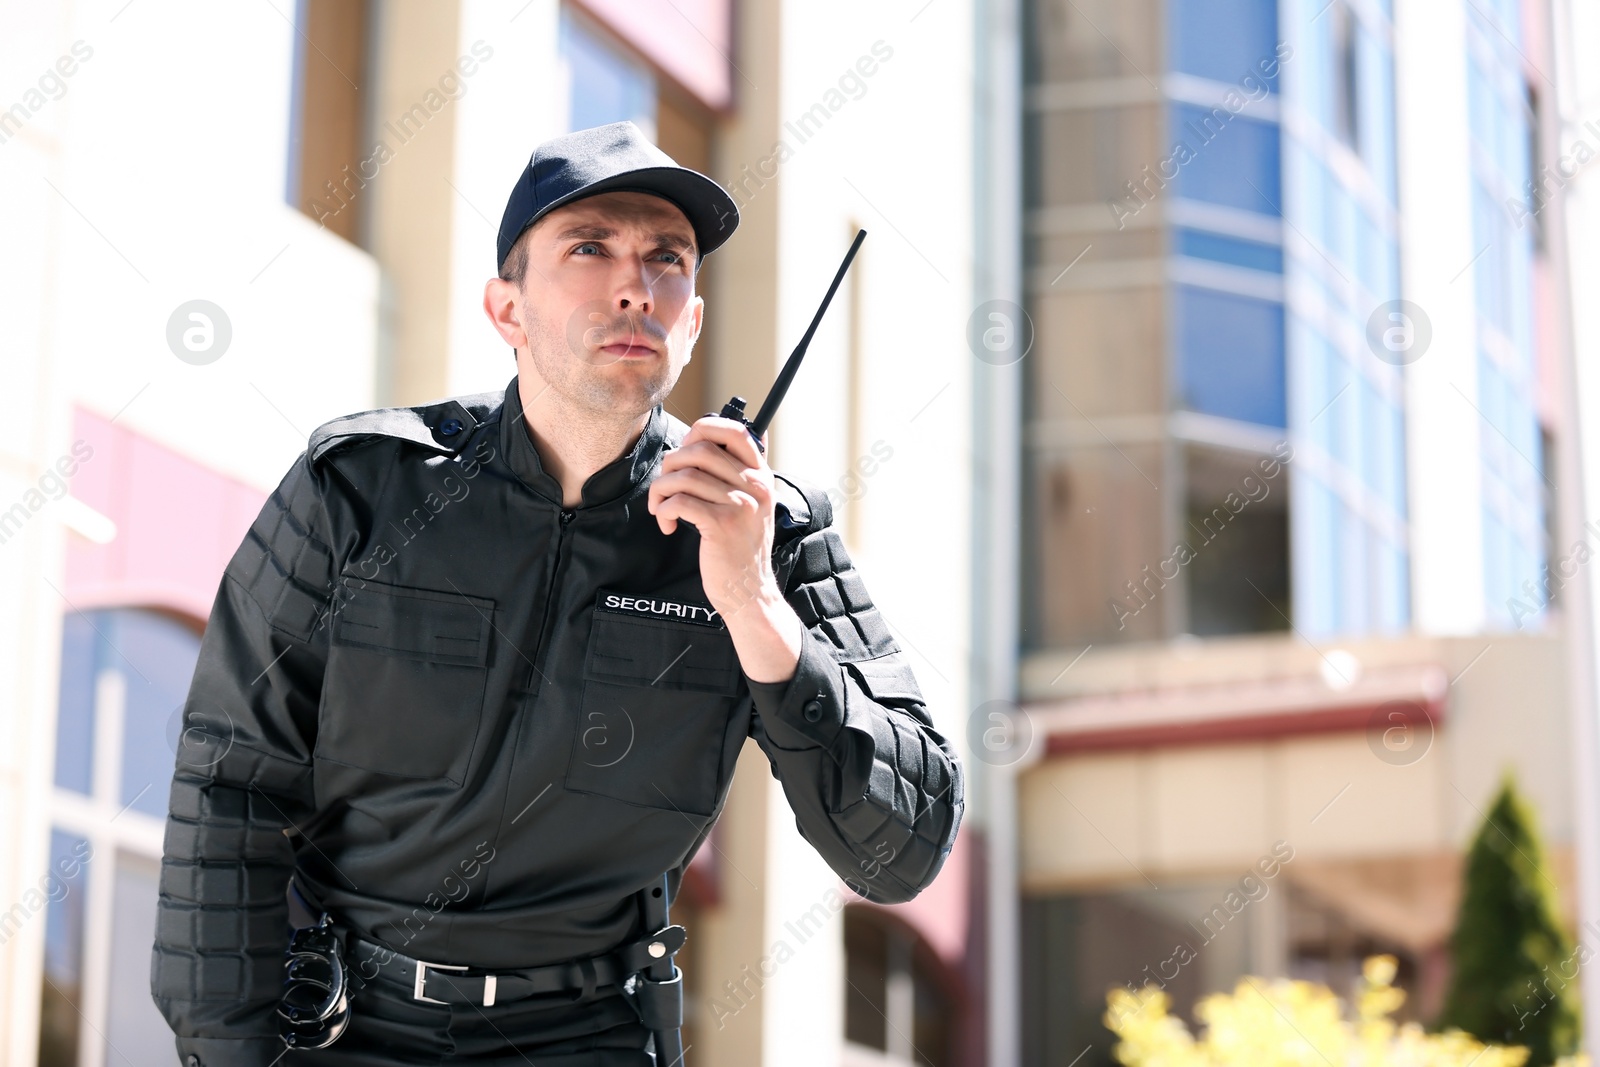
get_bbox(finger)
[652,467,760,509]
[654,492,736,535]
[648,480,679,532]
[683,416,766,470]
[678,417,761,466]
[652,454,771,518]
[681,415,747,444]
[660,439,756,487]
[738,468,775,500]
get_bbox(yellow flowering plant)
[1103,956,1588,1067]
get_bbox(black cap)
[496,120,739,274]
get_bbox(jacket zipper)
[524,506,576,696]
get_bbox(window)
[1169,106,1282,215]
[1183,445,1291,636]
[1298,476,1341,636]
[843,909,953,1067]
[559,6,656,139]
[1168,0,1279,89]
[37,831,89,1067]
[41,607,202,1066]
[1330,3,1360,151]
[1526,84,1546,252]
[1173,285,1286,428]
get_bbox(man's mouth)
[599,342,658,359]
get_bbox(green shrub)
[1437,774,1580,1066]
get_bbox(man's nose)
[615,257,657,314]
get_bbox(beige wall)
[1019,631,1574,920]
[367,0,464,406]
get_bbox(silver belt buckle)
[412,959,470,1005]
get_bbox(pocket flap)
[585,613,742,695]
[332,579,493,667]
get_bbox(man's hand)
[646,416,804,684]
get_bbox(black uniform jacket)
[150,375,964,1062]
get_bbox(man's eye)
[655,250,684,264]
[573,242,602,255]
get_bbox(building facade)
[1007,0,1579,1060]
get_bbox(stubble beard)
[524,304,677,423]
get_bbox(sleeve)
[149,450,342,1066]
[745,519,965,906]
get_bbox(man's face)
[511,190,703,419]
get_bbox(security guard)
[150,121,964,1065]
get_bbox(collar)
[496,376,671,508]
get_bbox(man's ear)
[483,277,528,350]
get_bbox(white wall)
[446,0,567,396]
[0,0,79,1057]
[1392,0,1487,634]
[52,0,379,489]
[761,2,977,1066]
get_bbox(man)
[150,121,963,1065]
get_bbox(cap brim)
[518,166,739,267]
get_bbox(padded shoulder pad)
[307,391,501,467]
[772,472,833,542]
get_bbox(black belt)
[344,923,687,1008]
[286,874,688,1060]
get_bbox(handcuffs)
[277,911,352,1050]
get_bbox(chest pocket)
[563,610,746,817]
[317,578,493,786]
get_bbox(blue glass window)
[1170,106,1282,215]
[1358,376,1385,494]
[118,612,203,818]
[1285,140,1320,244]
[53,609,201,819]
[1473,183,1513,336]
[560,9,655,136]
[1385,399,1408,520]
[1169,0,1279,89]
[1301,477,1340,636]
[1373,42,1399,205]
[1324,341,1354,466]
[1483,504,1513,623]
[54,614,96,794]
[1354,209,1387,298]
[1324,182,1356,280]
[1335,362,1365,485]
[1289,314,1321,432]
[1174,286,1286,427]
[1175,228,1284,273]
[1378,539,1409,632]
[1309,331,1340,455]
